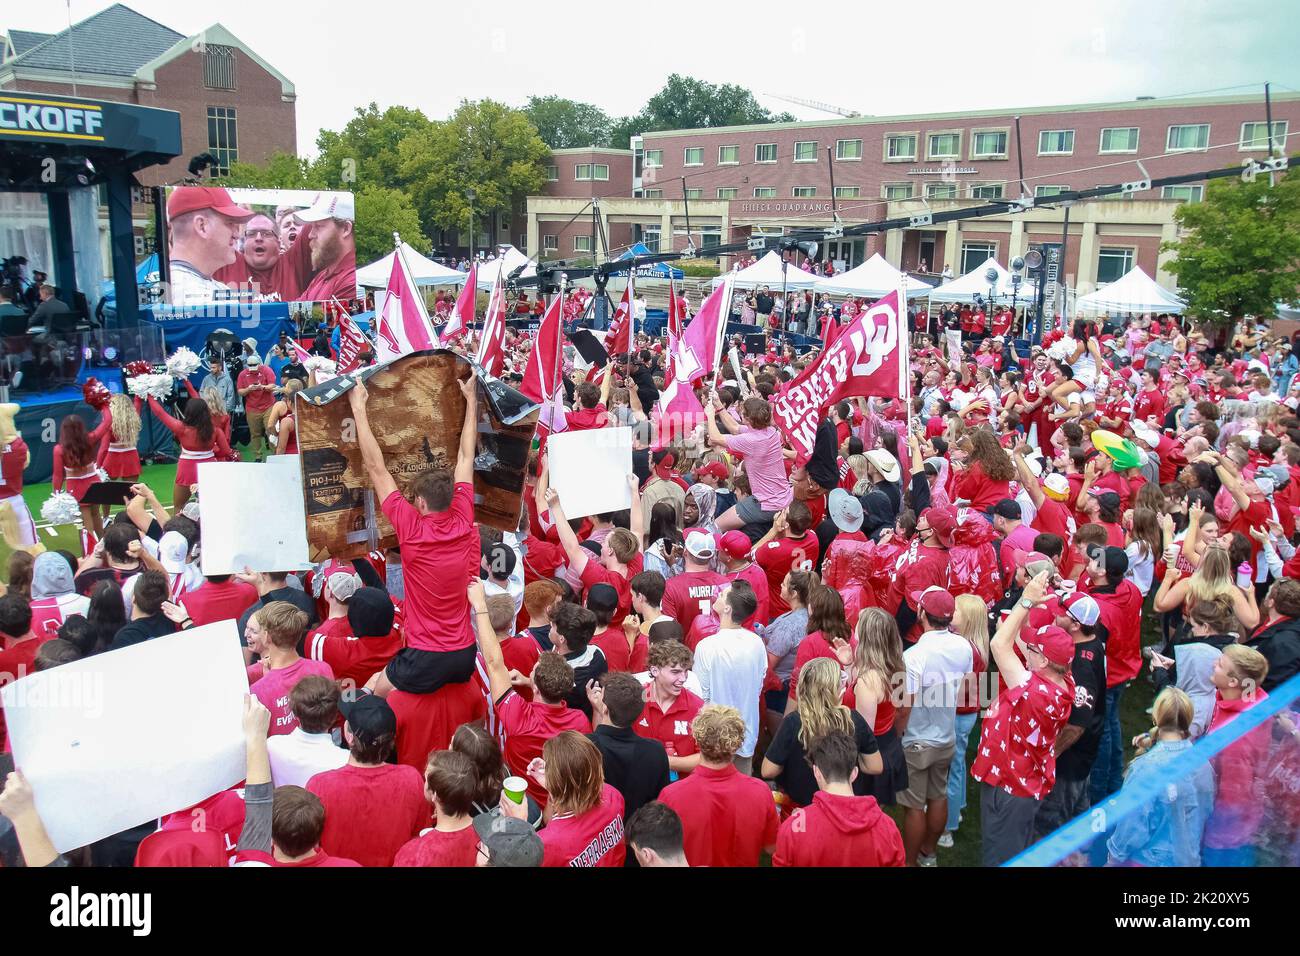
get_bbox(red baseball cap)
[719,529,752,560]
[167,186,255,221]
[921,506,957,547]
[696,461,729,481]
[1024,625,1074,666]
[909,585,955,620]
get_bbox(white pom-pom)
[128,373,174,401]
[41,491,81,526]
[165,346,201,379]
[1046,337,1078,364]
[304,355,337,381]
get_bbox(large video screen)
[162,186,356,307]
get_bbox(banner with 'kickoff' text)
[771,288,908,463]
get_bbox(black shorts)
[384,644,478,694]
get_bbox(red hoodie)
[1203,690,1270,850]
[1086,579,1144,686]
[773,791,905,867]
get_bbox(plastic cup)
[503,776,528,804]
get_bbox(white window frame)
[883,133,918,162]
[833,185,860,199]
[791,186,817,198]
[793,141,818,163]
[753,186,777,198]
[573,235,593,253]
[643,149,663,168]
[925,182,958,200]
[683,147,704,167]
[970,128,1009,160]
[969,182,1004,199]
[717,145,739,165]
[1037,129,1075,156]
[1166,124,1210,152]
[926,130,961,161]
[835,138,863,161]
[716,187,738,199]
[1161,184,1204,202]
[643,188,663,198]
[544,164,558,182]
[1035,184,1070,198]
[882,182,914,200]
[684,187,703,200]
[1099,127,1139,154]
[1096,246,1136,285]
[1239,121,1288,152]
[575,164,590,181]
[755,143,777,163]
[542,234,558,251]
[960,241,998,275]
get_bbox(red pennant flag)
[336,312,371,374]
[604,280,633,359]
[443,263,476,341]
[656,274,733,429]
[771,289,907,464]
[475,276,507,377]
[664,280,685,383]
[821,311,842,349]
[374,247,439,361]
[520,293,566,434]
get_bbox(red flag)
[475,276,507,377]
[771,289,907,464]
[520,293,566,434]
[336,312,371,374]
[375,247,438,362]
[604,280,633,359]
[443,263,476,341]
[821,311,842,348]
[664,280,685,383]
[656,274,734,429]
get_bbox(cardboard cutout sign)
[295,351,539,560]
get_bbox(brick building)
[528,91,1299,295]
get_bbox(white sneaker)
[918,852,938,867]
[938,832,954,848]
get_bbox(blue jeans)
[946,711,979,832]
[1089,682,1129,806]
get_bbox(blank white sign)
[1,620,249,853]
[546,426,633,520]
[199,456,312,575]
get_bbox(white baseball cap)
[158,531,189,574]
[295,192,355,223]
[684,529,717,560]
[1131,422,1160,447]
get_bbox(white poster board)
[199,456,312,575]
[945,328,963,367]
[546,426,633,520]
[1,620,248,853]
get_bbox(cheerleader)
[183,379,233,450]
[147,394,232,511]
[52,409,113,537]
[98,393,142,482]
[266,379,303,455]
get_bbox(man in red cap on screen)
[971,570,1076,866]
[295,192,358,303]
[166,186,255,305]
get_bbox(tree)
[609,74,796,147]
[522,95,613,149]
[353,186,429,264]
[311,103,435,192]
[1161,167,1300,322]
[213,151,325,190]
[400,99,548,248]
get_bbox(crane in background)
[764,92,864,118]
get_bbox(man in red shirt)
[546,480,644,627]
[662,530,728,636]
[236,354,278,462]
[305,693,429,866]
[0,595,39,751]
[658,704,779,866]
[719,530,770,626]
[565,380,612,431]
[394,750,482,866]
[773,730,905,867]
[755,501,819,618]
[887,506,954,640]
[350,375,480,698]
[633,639,704,777]
[295,193,358,303]
[246,603,335,737]
[1132,367,1166,424]
[183,573,260,629]
[304,587,402,690]
[970,572,1075,867]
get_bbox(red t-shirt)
[0,637,39,751]
[1132,388,1166,425]
[662,570,728,637]
[757,532,820,617]
[1030,497,1076,545]
[494,690,591,806]
[388,680,488,771]
[393,825,480,867]
[660,764,780,866]
[499,633,543,691]
[540,783,627,867]
[971,670,1075,800]
[953,461,1011,512]
[0,437,27,498]
[633,686,703,759]
[728,562,771,627]
[382,485,478,653]
[789,631,856,703]
[306,762,430,867]
[248,658,335,737]
[772,792,905,867]
[185,579,260,629]
[237,364,277,414]
[591,629,648,674]
[578,553,643,628]
[1229,498,1271,564]
[304,628,402,689]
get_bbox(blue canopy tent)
[608,243,684,280]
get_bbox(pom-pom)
[82,377,111,410]
[127,373,174,401]
[41,491,81,526]
[304,355,337,381]
[123,360,152,378]
[165,346,201,379]
[1046,336,1078,364]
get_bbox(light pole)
[1009,255,1025,339]
[984,265,999,338]
[465,188,476,260]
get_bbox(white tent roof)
[927,257,1032,303]
[813,253,934,299]
[355,243,466,289]
[711,251,820,291]
[1075,266,1186,315]
[475,245,536,289]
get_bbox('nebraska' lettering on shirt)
[568,817,625,868]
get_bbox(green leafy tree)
[1162,167,1300,322]
[609,75,795,147]
[311,103,434,192]
[522,95,613,149]
[213,151,324,190]
[353,186,429,264]
[400,98,548,248]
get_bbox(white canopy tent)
[927,256,1033,303]
[1075,266,1187,315]
[813,253,934,299]
[711,251,821,291]
[475,245,536,289]
[355,242,467,290]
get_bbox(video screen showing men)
[165,186,356,307]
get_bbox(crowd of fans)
[1,299,1299,869]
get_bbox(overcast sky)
[9,0,1296,155]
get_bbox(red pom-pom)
[82,377,111,409]
[124,360,152,378]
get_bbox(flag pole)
[552,272,567,424]
[899,273,913,427]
